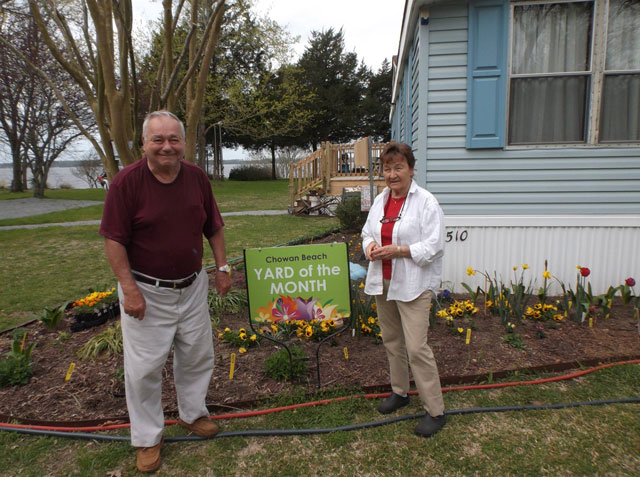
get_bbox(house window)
[508,0,640,145]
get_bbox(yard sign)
[244,243,351,324]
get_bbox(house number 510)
[445,230,468,242]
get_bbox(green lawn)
[0,177,334,332]
[0,180,289,227]
[1,363,638,475]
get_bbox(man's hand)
[121,284,146,320]
[215,270,232,296]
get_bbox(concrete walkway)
[0,198,288,230]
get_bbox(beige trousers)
[375,281,445,416]
[119,270,214,447]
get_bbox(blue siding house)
[390,0,640,293]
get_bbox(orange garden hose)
[1,359,638,434]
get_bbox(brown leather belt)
[132,270,199,289]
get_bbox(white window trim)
[506,0,640,147]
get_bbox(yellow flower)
[239,328,246,334]
[371,303,377,311]
[224,327,231,332]
[305,326,313,338]
[359,282,365,289]
[249,334,257,341]
[457,328,464,333]
[522,264,529,270]
[513,266,518,271]
[239,332,247,340]
[542,270,552,279]
[466,267,475,276]
[218,332,224,339]
[238,347,247,354]
[270,324,278,333]
[368,317,376,325]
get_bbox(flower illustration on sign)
[253,295,347,324]
[294,296,317,321]
[271,295,300,322]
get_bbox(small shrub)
[503,333,524,349]
[263,345,308,381]
[0,357,33,387]
[33,303,68,330]
[59,183,73,189]
[77,322,122,360]
[335,195,367,233]
[1,332,35,387]
[229,165,272,181]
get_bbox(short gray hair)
[142,110,185,140]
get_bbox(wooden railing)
[289,138,387,207]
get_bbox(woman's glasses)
[380,215,402,224]
[380,195,406,224]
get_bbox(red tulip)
[580,267,590,277]
[625,277,636,287]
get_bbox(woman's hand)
[369,244,405,261]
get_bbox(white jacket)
[361,180,444,301]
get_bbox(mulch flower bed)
[0,233,638,424]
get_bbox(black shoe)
[377,392,410,414]
[414,413,446,438]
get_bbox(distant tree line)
[0,0,392,194]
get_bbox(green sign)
[244,243,351,324]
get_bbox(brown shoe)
[178,416,220,438]
[136,438,163,473]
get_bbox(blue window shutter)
[466,0,508,149]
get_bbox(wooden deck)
[289,138,387,208]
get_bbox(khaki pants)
[375,281,445,416]
[119,271,214,447]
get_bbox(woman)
[361,141,446,438]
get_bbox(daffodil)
[238,347,247,354]
[542,270,552,279]
[466,267,475,276]
[522,264,529,270]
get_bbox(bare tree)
[0,1,227,180]
[0,3,34,192]
[72,152,102,188]
[0,3,89,196]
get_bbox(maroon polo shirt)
[99,158,224,279]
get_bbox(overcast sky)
[135,0,405,69]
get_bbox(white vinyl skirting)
[441,215,640,296]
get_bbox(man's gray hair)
[142,110,186,140]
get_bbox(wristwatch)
[217,264,231,273]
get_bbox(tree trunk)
[197,121,207,173]
[270,142,277,180]
[11,150,24,192]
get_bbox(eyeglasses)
[380,195,406,224]
[380,215,402,224]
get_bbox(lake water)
[0,162,239,189]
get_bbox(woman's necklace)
[390,196,405,204]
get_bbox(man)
[99,110,231,473]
